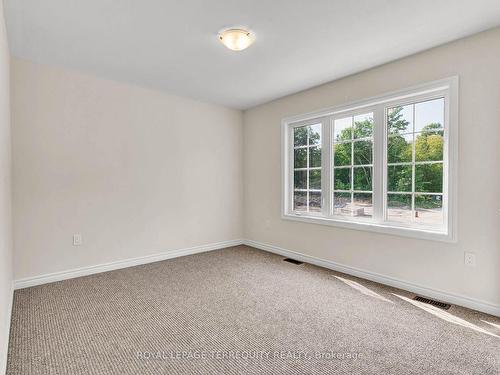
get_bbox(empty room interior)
[1,1,500,374]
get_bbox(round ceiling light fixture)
[218,28,255,51]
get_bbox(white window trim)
[281,77,459,242]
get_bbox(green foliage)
[309,146,321,167]
[309,125,321,145]
[388,135,412,163]
[415,123,443,162]
[294,126,308,146]
[351,118,373,191]
[335,117,373,142]
[416,195,442,209]
[333,115,373,192]
[353,167,372,191]
[388,165,412,192]
[334,168,350,190]
[294,125,321,146]
[297,107,444,212]
[387,108,444,209]
[388,106,411,134]
[353,118,373,139]
[334,143,351,166]
[294,148,307,168]
[415,163,443,193]
[353,140,372,165]
[309,170,321,189]
[294,170,306,189]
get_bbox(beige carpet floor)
[7,245,500,374]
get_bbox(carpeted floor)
[7,245,500,374]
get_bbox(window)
[282,78,457,241]
[386,99,445,227]
[333,112,374,217]
[293,123,322,213]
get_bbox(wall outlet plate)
[464,251,476,267]
[73,233,82,246]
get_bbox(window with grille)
[282,78,457,241]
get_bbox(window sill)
[282,212,455,243]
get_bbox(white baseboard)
[12,238,500,317]
[14,239,244,290]
[243,239,500,317]
[1,282,14,375]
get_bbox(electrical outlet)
[464,252,476,267]
[73,233,82,246]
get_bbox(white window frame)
[281,77,458,242]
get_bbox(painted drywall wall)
[12,58,243,279]
[0,1,12,373]
[243,27,500,307]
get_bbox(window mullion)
[306,132,310,212]
[373,105,385,222]
[350,127,354,207]
[411,104,416,222]
[322,116,331,217]
[288,125,294,214]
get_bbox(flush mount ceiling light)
[218,28,255,51]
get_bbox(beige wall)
[12,59,243,279]
[8,25,500,314]
[243,27,500,307]
[0,1,12,373]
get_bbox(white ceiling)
[5,1,500,109]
